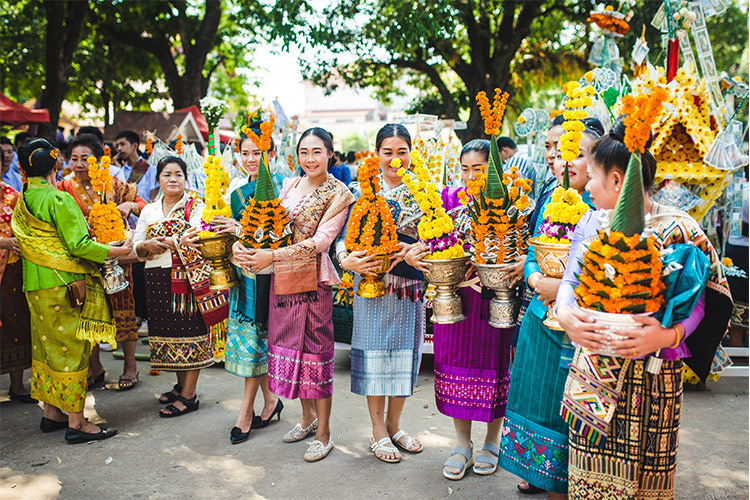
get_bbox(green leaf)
[624,291,651,299]
[602,87,620,109]
[563,163,570,190]
[253,152,278,201]
[622,303,647,313]
[613,237,632,252]
[609,152,645,236]
[485,135,508,202]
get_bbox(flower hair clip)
[50,149,59,160]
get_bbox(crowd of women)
[1,108,740,498]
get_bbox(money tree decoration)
[87,153,126,243]
[461,88,532,265]
[398,151,464,260]
[239,117,292,249]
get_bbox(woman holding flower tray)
[556,116,732,500]
[239,127,353,462]
[418,139,516,480]
[211,125,284,445]
[498,117,600,498]
[58,133,146,391]
[133,156,225,418]
[336,124,427,464]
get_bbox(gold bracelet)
[669,325,683,349]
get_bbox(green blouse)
[20,177,109,292]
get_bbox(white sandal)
[370,436,401,463]
[390,429,423,453]
[304,438,334,462]
[283,418,318,443]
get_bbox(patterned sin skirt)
[499,311,571,494]
[110,264,139,343]
[432,285,512,422]
[268,278,334,400]
[26,285,91,412]
[225,269,268,379]
[1,261,32,374]
[568,360,683,500]
[145,268,214,371]
[350,275,425,397]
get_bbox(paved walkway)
[1,341,747,499]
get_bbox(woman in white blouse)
[133,157,216,418]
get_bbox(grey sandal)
[472,442,499,475]
[443,445,474,480]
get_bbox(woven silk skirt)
[268,279,334,400]
[1,261,32,374]
[26,285,90,412]
[350,275,425,397]
[432,286,512,422]
[499,311,571,494]
[145,268,214,371]
[568,360,683,500]
[110,264,138,343]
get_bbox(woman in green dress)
[12,139,132,443]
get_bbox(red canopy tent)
[0,94,50,125]
[175,105,231,143]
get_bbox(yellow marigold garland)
[399,151,464,260]
[560,81,594,162]
[200,155,231,237]
[536,187,590,244]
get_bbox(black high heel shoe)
[251,399,284,429]
[230,425,251,444]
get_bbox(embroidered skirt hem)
[499,409,569,494]
[27,286,90,413]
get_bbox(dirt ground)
[0,340,748,500]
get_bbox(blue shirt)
[329,163,352,185]
[110,158,158,202]
[2,153,23,192]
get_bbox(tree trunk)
[39,0,86,140]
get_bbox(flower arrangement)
[560,82,594,162]
[87,154,126,243]
[621,84,669,154]
[460,88,532,265]
[239,117,292,249]
[146,136,153,155]
[344,156,399,255]
[575,231,665,313]
[398,151,464,260]
[199,155,231,238]
[199,96,228,132]
[537,185,590,244]
[575,81,669,316]
[175,134,183,155]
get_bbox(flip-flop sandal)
[443,446,474,480]
[370,436,401,463]
[472,442,499,475]
[117,372,139,391]
[391,429,423,453]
